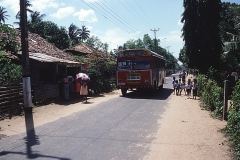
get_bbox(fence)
[0,83,24,119]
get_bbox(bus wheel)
[152,82,157,94]
[121,89,127,96]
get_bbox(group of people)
[172,76,198,99]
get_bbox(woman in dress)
[80,82,88,102]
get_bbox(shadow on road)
[0,108,70,160]
[121,88,173,100]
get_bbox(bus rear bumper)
[117,85,154,90]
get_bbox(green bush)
[197,74,223,118]
[0,53,22,85]
[225,80,240,159]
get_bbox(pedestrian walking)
[186,79,192,99]
[175,80,180,95]
[179,78,186,95]
[192,79,198,99]
[172,77,176,95]
[80,82,88,102]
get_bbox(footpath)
[0,74,232,159]
[145,74,231,160]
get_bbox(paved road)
[0,76,175,160]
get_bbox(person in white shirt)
[186,79,192,99]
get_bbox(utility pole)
[165,46,171,53]
[20,0,32,108]
[81,21,86,26]
[150,28,159,52]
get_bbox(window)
[134,59,150,70]
[117,60,132,70]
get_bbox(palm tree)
[0,7,9,24]
[29,11,46,23]
[80,25,90,42]
[14,0,33,27]
[68,23,81,46]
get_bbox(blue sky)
[1,0,239,61]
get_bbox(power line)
[98,0,141,35]
[81,0,141,39]
[133,0,158,27]
[94,1,137,33]
[117,0,152,29]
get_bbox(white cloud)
[73,9,97,23]
[96,28,134,51]
[1,0,19,14]
[50,7,75,19]
[30,0,59,12]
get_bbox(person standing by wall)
[62,75,69,101]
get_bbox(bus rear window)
[134,59,150,70]
[117,60,132,70]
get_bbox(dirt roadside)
[0,75,231,159]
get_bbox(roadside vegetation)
[180,1,240,159]
[1,0,240,158]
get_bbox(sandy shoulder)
[145,93,231,160]
[0,90,122,137]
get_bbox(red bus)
[116,48,166,95]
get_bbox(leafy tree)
[135,38,144,48]
[181,0,222,74]
[85,35,108,53]
[0,25,21,84]
[28,21,70,49]
[125,39,136,49]
[143,34,153,50]
[178,46,189,67]
[0,23,19,54]
[220,2,240,71]
[0,53,22,85]
[68,23,81,46]
[80,25,90,42]
[0,6,9,24]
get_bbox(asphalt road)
[0,76,175,160]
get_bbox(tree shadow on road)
[122,88,173,100]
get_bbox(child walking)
[186,79,192,99]
[192,79,198,99]
[172,77,176,95]
[175,80,180,95]
[179,78,185,95]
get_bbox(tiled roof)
[17,30,76,61]
[64,43,97,54]
[18,51,80,65]
[1,28,77,62]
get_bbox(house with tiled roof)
[1,29,81,102]
[64,43,97,56]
